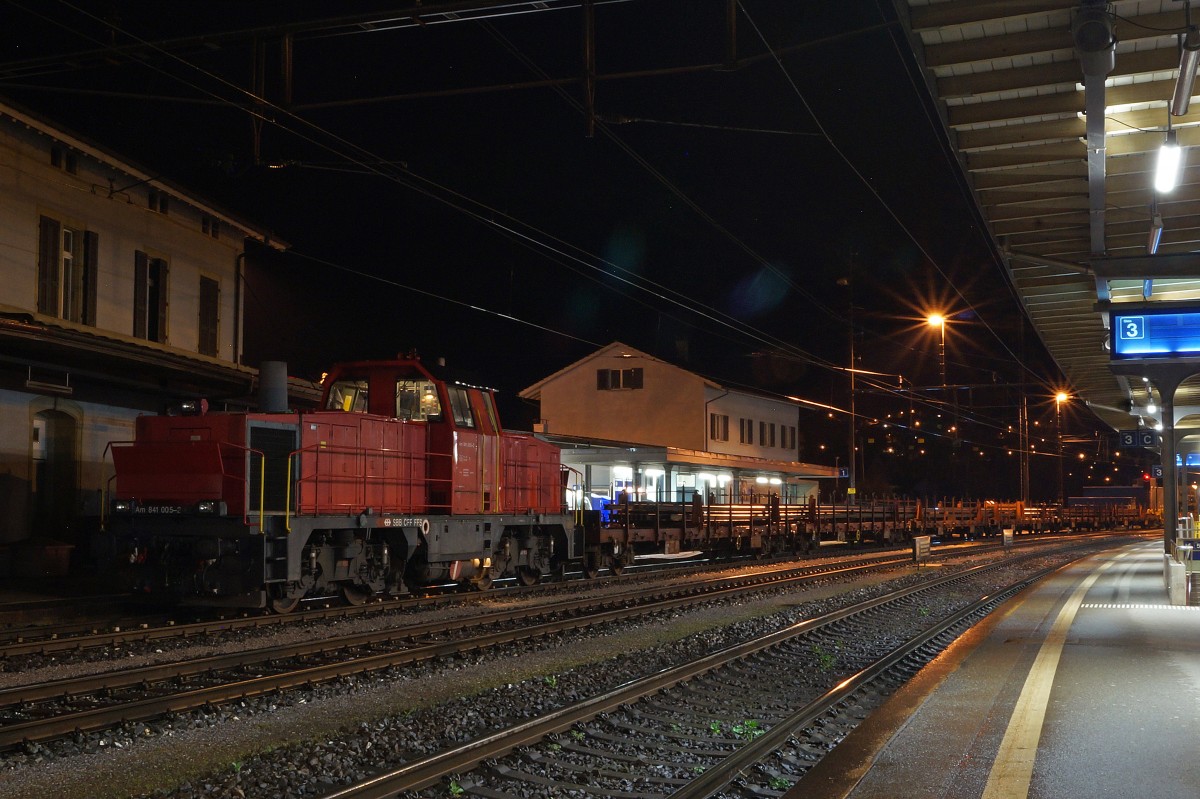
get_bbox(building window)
[596,367,644,390]
[739,418,754,445]
[710,413,729,442]
[201,215,220,239]
[50,146,77,175]
[198,276,219,356]
[783,426,796,450]
[148,189,169,214]
[767,423,776,448]
[134,250,169,343]
[37,216,97,325]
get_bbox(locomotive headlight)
[196,500,217,514]
[112,499,135,514]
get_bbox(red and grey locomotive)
[104,356,590,612]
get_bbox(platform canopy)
[897,0,1200,437]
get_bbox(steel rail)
[0,554,913,749]
[0,549,912,659]
[667,570,1045,798]
[314,541,1114,799]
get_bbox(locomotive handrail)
[286,440,454,522]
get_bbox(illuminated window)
[739,418,754,444]
[395,379,442,421]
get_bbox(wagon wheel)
[581,554,601,580]
[341,583,371,606]
[268,586,300,615]
[517,566,542,586]
[610,551,632,576]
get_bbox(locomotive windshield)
[326,378,369,413]
[395,379,442,421]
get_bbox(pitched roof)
[518,341,721,400]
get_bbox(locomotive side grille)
[248,425,297,514]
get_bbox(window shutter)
[133,250,148,338]
[596,368,610,390]
[82,231,98,326]
[37,216,60,315]
[625,368,643,389]
[156,259,169,343]
[199,276,219,356]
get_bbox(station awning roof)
[898,0,1200,435]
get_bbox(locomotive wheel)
[341,583,371,606]
[471,570,493,591]
[517,566,542,586]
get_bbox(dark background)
[1,0,1135,499]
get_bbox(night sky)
[4,1,1116,497]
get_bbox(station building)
[0,98,285,563]
[519,342,836,509]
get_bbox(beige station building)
[520,342,836,510]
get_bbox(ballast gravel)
[0,546,1103,799]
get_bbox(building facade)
[0,99,284,553]
[519,342,834,508]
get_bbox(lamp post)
[927,314,947,387]
[1056,391,1069,507]
[839,277,856,504]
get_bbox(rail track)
[0,534,1057,661]
[312,537,1123,799]
[0,548,925,750]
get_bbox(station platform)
[794,540,1200,799]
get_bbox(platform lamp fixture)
[1156,123,1183,194]
[1148,200,1164,255]
[1172,0,1200,116]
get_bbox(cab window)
[395,379,442,421]
[448,386,475,428]
[326,378,369,413]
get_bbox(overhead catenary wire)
[23,0,1051,455]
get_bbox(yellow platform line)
[980,554,1125,799]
